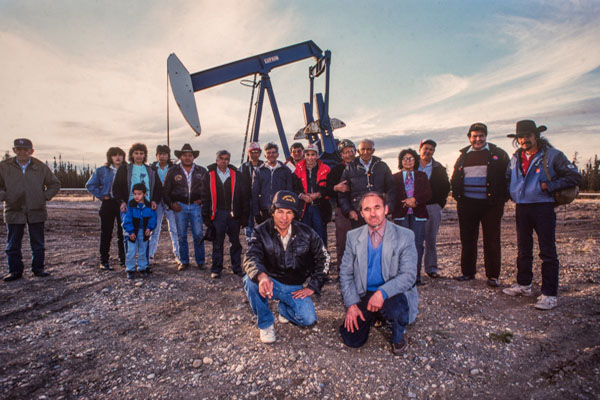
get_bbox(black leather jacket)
[243,219,330,294]
[162,164,208,207]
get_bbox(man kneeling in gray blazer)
[339,191,419,355]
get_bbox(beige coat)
[0,157,60,224]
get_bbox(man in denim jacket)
[503,120,581,310]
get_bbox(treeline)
[578,154,600,191]
[46,155,94,188]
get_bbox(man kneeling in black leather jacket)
[243,190,330,343]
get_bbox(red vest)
[294,159,330,217]
[208,168,236,220]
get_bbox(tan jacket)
[0,157,61,224]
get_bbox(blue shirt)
[17,159,31,174]
[366,234,388,299]
[156,164,169,184]
[131,164,150,201]
[418,160,433,179]
[217,167,231,184]
[359,157,373,171]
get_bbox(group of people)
[0,118,581,354]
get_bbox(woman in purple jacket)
[392,149,432,285]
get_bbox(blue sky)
[1,0,599,171]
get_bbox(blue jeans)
[245,214,255,243]
[301,205,327,246]
[516,203,559,296]
[125,228,149,272]
[6,222,45,275]
[395,215,426,281]
[149,202,180,260]
[243,275,317,329]
[173,202,205,265]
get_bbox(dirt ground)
[0,195,599,400]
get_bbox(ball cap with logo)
[304,143,319,154]
[13,138,33,149]
[272,190,299,213]
[507,120,547,138]
[247,142,261,152]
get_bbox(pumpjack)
[167,40,345,163]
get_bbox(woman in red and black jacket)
[392,148,432,285]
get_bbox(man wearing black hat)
[417,139,450,279]
[503,120,581,310]
[243,190,330,343]
[163,144,208,270]
[1,138,61,281]
[451,123,510,287]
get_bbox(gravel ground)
[0,197,598,399]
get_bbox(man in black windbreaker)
[338,139,395,228]
[243,190,330,344]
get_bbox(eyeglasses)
[402,157,415,162]
[359,148,374,152]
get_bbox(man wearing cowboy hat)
[163,144,208,270]
[243,190,330,343]
[503,120,581,310]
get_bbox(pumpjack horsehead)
[167,40,345,165]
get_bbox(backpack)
[542,152,579,206]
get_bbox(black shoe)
[120,260,126,267]
[427,272,440,279]
[455,274,475,281]
[233,270,244,277]
[127,271,136,280]
[145,267,152,274]
[391,335,408,356]
[33,271,50,278]
[140,270,149,278]
[100,263,114,271]
[3,273,23,282]
[178,263,190,271]
[486,278,500,287]
[196,263,206,270]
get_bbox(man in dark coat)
[417,139,450,278]
[451,123,509,287]
[202,150,249,279]
[338,139,395,228]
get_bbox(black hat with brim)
[507,120,547,138]
[174,143,199,158]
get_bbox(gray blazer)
[339,221,419,324]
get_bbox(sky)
[1,0,599,173]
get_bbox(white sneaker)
[259,325,276,343]
[535,295,557,310]
[502,283,533,297]
[278,314,289,324]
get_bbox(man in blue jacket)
[251,143,293,224]
[503,120,581,310]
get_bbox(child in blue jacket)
[122,183,157,279]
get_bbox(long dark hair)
[105,147,126,167]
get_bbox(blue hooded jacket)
[507,141,581,204]
[122,199,157,241]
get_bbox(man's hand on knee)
[344,304,365,333]
[292,288,314,299]
[367,290,384,312]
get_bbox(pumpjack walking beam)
[167,40,338,160]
